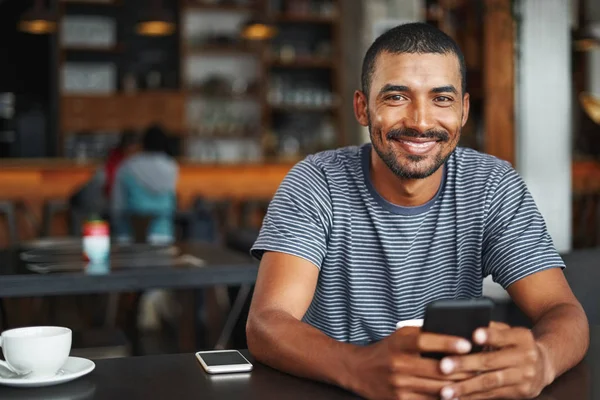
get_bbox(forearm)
[532,302,589,382]
[246,309,360,390]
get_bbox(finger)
[392,355,475,381]
[440,367,529,399]
[393,374,453,395]
[416,332,472,355]
[472,326,534,349]
[392,328,472,355]
[393,391,438,400]
[458,386,523,400]
[482,322,511,351]
[439,348,527,374]
[489,321,511,330]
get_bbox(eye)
[386,94,406,102]
[434,96,453,103]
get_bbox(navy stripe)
[251,144,565,344]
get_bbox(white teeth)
[401,140,434,148]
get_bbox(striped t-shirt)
[251,144,565,345]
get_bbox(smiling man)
[246,23,589,400]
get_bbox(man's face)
[354,52,469,180]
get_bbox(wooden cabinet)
[61,92,185,133]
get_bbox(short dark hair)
[361,22,467,98]
[142,124,169,153]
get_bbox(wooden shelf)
[187,130,260,138]
[187,45,261,56]
[184,2,258,12]
[268,58,335,69]
[270,104,337,112]
[273,13,337,24]
[61,0,120,5]
[186,89,261,100]
[61,45,124,53]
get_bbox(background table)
[0,242,259,351]
[0,242,258,297]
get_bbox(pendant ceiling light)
[136,0,175,37]
[241,18,277,41]
[572,0,600,52]
[19,0,57,35]
[580,93,600,125]
[573,28,600,52]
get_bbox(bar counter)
[0,158,597,246]
[0,158,295,245]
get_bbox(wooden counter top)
[0,157,597,198]
[0,159,296,202]
[0,159,296,245]
[0,157,597,246]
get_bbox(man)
[246,23,589,400]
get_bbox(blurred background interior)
[0,0,598,359]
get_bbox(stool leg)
[0,299,8,330]
[5,204,18,245]
[214,284,252,350]
[41,203,51,237]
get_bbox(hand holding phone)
[421,298,494,359]
[350,320,476,400]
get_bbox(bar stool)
[41,199,70,237]
[0,200,17,331]
[0,200,18,246]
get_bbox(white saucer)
[0,357,95,388]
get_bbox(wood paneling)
[483,0,516,165]
[61,92,185,134]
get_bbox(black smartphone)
[421,298,494,359]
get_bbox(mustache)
[386,128,449,142]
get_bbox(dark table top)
[0,242,258,298]
[0,326,597,400]
[561,248,600,325]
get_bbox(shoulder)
[276,146,361,205]
[287,145,361,182]
[451,147,517,192]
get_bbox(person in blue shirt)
[111,125,178,244]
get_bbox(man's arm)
[246,251,359,389]
[437,268,589,400]
[508,268,589,382]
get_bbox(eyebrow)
[431,85,458,95]
[378,84,459,96]
[379,84,410,95]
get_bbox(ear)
[461,92,470,127]
[354,90,369,127]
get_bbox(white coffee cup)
[0,326,72,379]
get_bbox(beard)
[368,117,458,180]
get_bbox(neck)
[369,147,444,207]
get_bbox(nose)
[403,99,436,133]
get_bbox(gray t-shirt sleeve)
[482,167,565,289]
[251,158,332,269]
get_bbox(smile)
[393,138,439,155]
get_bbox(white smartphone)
[195,350,254,374]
